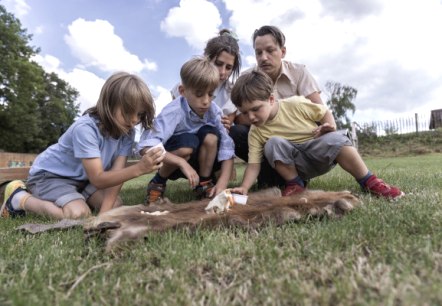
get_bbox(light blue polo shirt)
[137,96,235,162]
[30,114,134,181]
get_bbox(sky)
[2,0,442,125]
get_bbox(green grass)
[1,154,441,305]
[357,129,442,157]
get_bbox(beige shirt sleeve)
[273,61,321,100]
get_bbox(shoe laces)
[366,177,389,191]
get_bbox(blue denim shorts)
[165,125,221,180]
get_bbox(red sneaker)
[364,175,404,200]
[282,183,306,196]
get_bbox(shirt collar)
[276,60,295,85]
[181,96,208,121]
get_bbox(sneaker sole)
[390,191,405,201]
[1,180,27,218]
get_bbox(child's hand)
[180,162,199,188]
[208,184,224,198]
[138,147,164,173]
[313,122,335,138]
[230,186,248,195]
[221,115,232,131]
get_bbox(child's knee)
[173,147,194,159]
[63,201,92,219]
[65,209,91,219]
[202,133,218,147]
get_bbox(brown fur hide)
[83,188,361,252]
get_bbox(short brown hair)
[180,57,219,93]
[85,72,155,138]
[231,70,273,107]
[252,25,286,48]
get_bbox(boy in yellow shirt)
[230,70,404,199]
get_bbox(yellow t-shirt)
[248,96,327,164]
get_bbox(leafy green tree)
[0,5,79,153]
[357,122,378,140]
[325,81,357,129]
[34,72,79,150]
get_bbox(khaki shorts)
[263,131,353,180]
[27,171,97,207]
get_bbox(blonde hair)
[180,57,219,93]
[231,70,273,107]
[85,72,155,138]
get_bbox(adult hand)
[221,115,232,131]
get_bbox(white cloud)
[34,25,44,35]
[63,69,105,113]
[32,54,60,73]
[10,0,442,127]
[32,54,105,114]
[34,53,173,117]
[160,0,222,50]
[4,0,30,17]
[64,18,157,73]
[224,0,442,123]
[151,85,173,116]
[319,0,383,20]
[224,0,322,44]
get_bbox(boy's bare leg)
[158,147,193,177]
[273,160,306,196]
[335,146,369,179]
[274,161,298,181]
[336,145,404,199]
[198,133,218,178]
[87,190,123,213]
[62,200,92,219]
[23,197,91,220]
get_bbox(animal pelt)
[83,188,361,252]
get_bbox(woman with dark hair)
[171,29,242,130]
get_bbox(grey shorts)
[27,171,97,207]
[263,131,353,180]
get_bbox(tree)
[356,122,378,140]
[34,72,79,150]
[0,5,79,153]
[324,81,357,130]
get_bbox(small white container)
[232,194,248,205]
[147,142,166,156]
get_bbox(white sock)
[11,190,27,210]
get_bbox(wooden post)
[415,113,419,134]
[351,122,358,150]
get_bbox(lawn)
[1,154,441,305]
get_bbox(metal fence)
[355,113,435,136]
